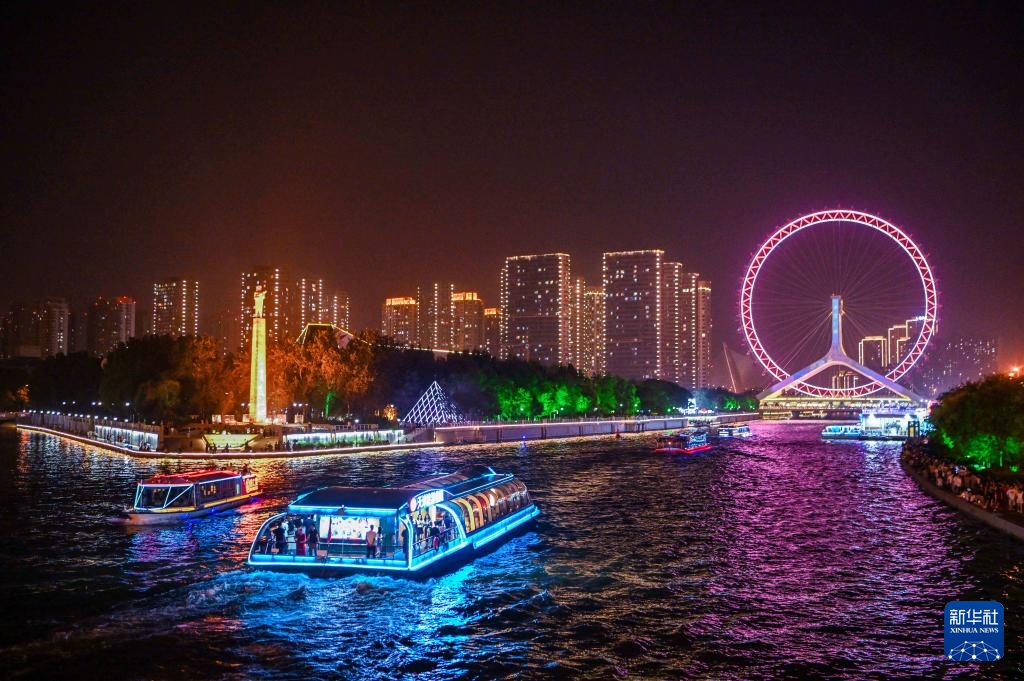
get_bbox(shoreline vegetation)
[901,373,1024,538]
[1,333,757,427]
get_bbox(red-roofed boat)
[125,469,260,524]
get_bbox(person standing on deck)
[365,525,377,558]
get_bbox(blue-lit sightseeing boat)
[125,469,260,524]
[655,430,712,454]
[247,465,539,576]
[717,424,753,438]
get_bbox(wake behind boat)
[124,469,260,524]
[247,465,539,576]
[655,430,712,454]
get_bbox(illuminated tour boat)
[247,465,539,576]
[125,469,260,524]
[655,430,712,454]
[717,424,754,439]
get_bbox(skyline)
[2,4,1022,365]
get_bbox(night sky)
[2,3,1022,364]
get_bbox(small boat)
[124,469,260,524]
[717,424,754,439]
[247,465,539,576]
[655,430,712,454]
[820,424,864,440]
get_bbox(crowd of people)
[903,440,1024,515]
[255,515,321,557]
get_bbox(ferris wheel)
[740,209,937,398]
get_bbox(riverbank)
[901,443,1024,543]
[15,413,760,460]
[13,424,434,459]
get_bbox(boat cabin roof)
[289,465,517,514]
[140,469,244,486]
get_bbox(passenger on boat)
[365,525,377,558]
[272,523,285,553]
[375,529,384,558]
[295,525,306,557]
[429,522,441,551]
[400,525,408,554]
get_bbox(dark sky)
[2,3,1022,365]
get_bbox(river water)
[1,422,1020,679]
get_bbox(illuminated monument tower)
[249,285,268,423]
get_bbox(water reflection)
[1,423,1022,678]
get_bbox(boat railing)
[411,528,461,557]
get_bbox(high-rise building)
[500,253,571,365]
[86,297,116,355]
[858,336,888,373]
[114,296,136,344]
[240,267,287,348]
[39,298,70,357]
[293,277,326,334]
[831,369,859,390]
[153,278,200,338]
[576,285,605,376]
[331,291,351,330]
[603,250,663,381]
[70,308,89,353]
[910,336,998,398]
[660,262,687,385]
[381,297,418,345]
[886,322,908,367]
[452,291,485,351]
[483,307,501,358]
[417,282,457,350]
[681,273,712,388]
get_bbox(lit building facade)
[331,291,351,330]
[452,291,485,351]
[483,307,501,358]
[86,297,116,355]
[114,296,136,344]
[500,253,571,365]
[577,284,605,376]
[294,277,326,333]
[603,250,663,381]
[417,282,456,350]
[681,273,712,388]
[660,262,686,385]
[240,267,287,348]
[153,278,200,338]
[909,336,999,398]
[858,336,887,373]
[39,298,70,357]
[381,296,418,345]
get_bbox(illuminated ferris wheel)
[740,209,937,398]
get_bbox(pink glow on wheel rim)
[740,209,937,397]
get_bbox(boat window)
[138,485,193,508]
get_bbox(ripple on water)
[1,423,1023,679]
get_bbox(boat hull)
[125,494,258,525]
[249,507,539,578]
[655,444,712,454]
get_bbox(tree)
[930,375,1024,469]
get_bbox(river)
[0,422,1020,679]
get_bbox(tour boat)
[124,469,260,524]
[247,465,539,576]
[717,424,754,439]
[820,424,864,440]
[655,430,712,454]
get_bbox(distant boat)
[247,465,539,576]
[655,431,712,454]
[124,469,260,524]
[717,424,754,439]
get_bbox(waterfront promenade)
[902,442,1024,542]
[14,412,760,459]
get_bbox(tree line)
[18,331,757,424]
[928,374,1024,470]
